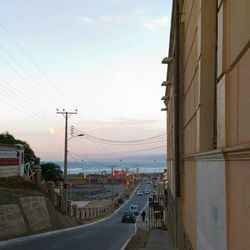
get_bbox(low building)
[0,144,25,177]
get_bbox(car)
[137,189,143,196]
[130,204,139,215]
[121,211,136,223]
[144,189,150,194]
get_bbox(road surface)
[0,182,149,250]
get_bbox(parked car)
[121,211,136,223]
[130,204,139,215]
[137,189,143,196]
[144,188,150,194]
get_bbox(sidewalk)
[136,220,176,250]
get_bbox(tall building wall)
[181,0,218,248]
[165,0,250,249]
[218,1,250,249]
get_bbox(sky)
[0,0,172,162]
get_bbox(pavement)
[136,220,176,250]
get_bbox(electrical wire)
[0,78,60,123]
[72,144,166,158]
[0,45,62,107]
[70,125,166,145]
[69,151,107,168]
[0,55,58,108]
[83,136,166,146]
[84,133,166,144]
[0,96,52,127]
[0,23,76,110]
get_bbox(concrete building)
[162,0,250,249]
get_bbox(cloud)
[100,15,124,24]
[143,16,169,31]
[135,9,145,15]
[73,15,124,26]
[74,16,96,24]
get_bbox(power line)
[73,144,166,158]
[0,87,56,125]
[0,54,59,108]
[84,133,166,143]
[0,23,76,109]
[0,96,52,127]
[70,125,166,144]
[69,151,107,167]
[0,78,61,124]
[83,136,166,146]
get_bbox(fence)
[148,194,167,229]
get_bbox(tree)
[41,162,63,183]
[0,131,40,164]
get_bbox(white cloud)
[73,15,124,25]
[143,16,169,31]
[100,15,124,24]
[135,9,145,15]
[74,16,96,24]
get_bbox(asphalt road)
[0,182,149,250]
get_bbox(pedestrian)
[141,210,146,222]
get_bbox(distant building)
[163,0,250,249]
[67,175,86,184]
[0,144,25,177]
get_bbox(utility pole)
[153,159,156,176]
[57,109,77,213]
[88,174,91,200]
[111,166,114,201]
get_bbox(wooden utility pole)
[57,109,77,213]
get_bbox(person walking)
[141,210,146,222]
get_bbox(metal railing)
[148,194,167,229]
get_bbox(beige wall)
[196,156,227,250]
[180,0,216,248]
[182,0,200,157]
[182,0,216,156]
[227,160,250,250]
[181,160,197,249]
[166,0,249,249]
[226,48,250,145]
[219,2,250,248]
[218,0,250,148]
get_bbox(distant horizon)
[45,156,167,174]
[41,153,167,163]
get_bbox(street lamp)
[81,160,84,177]
[63,133,84,213]
[111,166,114,201]
[88,174,91,200]
[153,159,156,176]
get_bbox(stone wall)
[0,196,52,240]
[0,189,76,240]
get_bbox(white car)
[137,189,143,196]
[130,204,139,215]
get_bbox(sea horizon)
[46,157,167,174]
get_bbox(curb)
[120,201,149,250]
